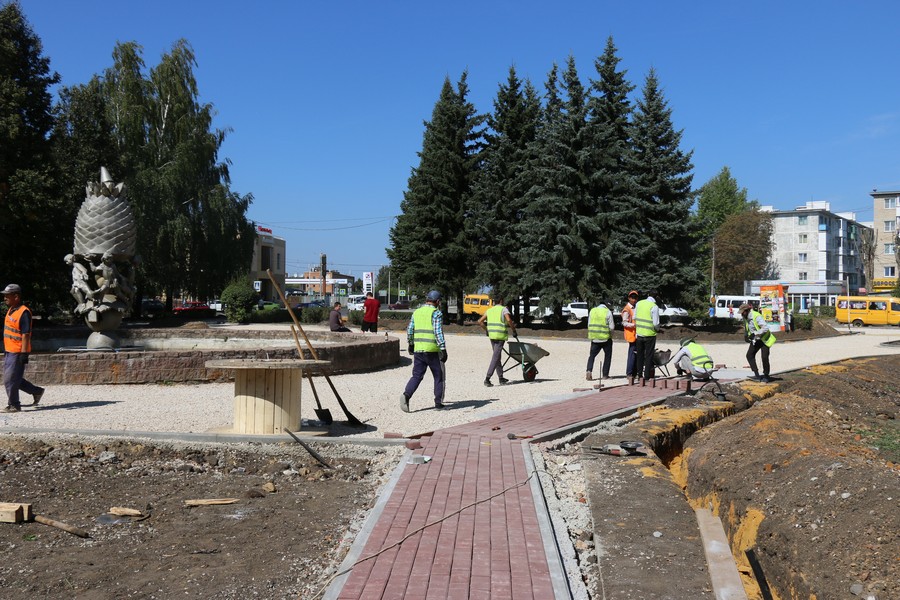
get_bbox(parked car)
[293,299,328,309]
[659,305,691,325]
[255,300,282,311]
[174,301,214,318]
[346,294,367,311]
[387,301,410,310]
[209,299,225,312]
[141,298,165,319]
[565,302,590,321]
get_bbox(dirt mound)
[682,355,900,599]
[0,438,401,599]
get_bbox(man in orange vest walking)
[3,284,44,412]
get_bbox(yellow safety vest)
[635,299,657,338]
[744,310,776,347]
[685,342,713,369]
[411,306,439,352]
[588,306,611,341]
[485,305,508,341]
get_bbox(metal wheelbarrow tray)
[502,341,550,381]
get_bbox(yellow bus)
[462,294,494,320]
[835,296,900,327]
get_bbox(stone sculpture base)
[87,331,121,350]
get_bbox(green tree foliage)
[0,3,64,309]
[387,73,484,321]
[467,66,541,306]
[628,68,699,307]
[713,209,774,294]
[220,277,258,323]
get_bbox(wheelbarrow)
[502,338,550,382]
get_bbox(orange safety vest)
[4,305,32,353]
[621,303,637,343]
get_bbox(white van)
[346,294,367,311]
[713,295,760,319]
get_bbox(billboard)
[363,272,374,294]
[759,284,787,332]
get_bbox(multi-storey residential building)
[751,202,871,310]
[869,189,899,291]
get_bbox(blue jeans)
[4,353,42,409]
[403,352,445,405]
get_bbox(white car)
[209,299,224,312]
[565,302,590,321]
[659,306,691,325]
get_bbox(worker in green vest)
[478,297,517,387]
[400,290,448,412]
[585,300,614,381]
[739,302,775,382]
[632,289,660,383]
[671,337,714,380]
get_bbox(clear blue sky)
[19,0,900,280]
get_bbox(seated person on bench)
[671,337,714,380]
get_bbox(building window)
[886,220,897,233]
[798,215,808,225]
[798,233,807,243]
[886,243,896,255]
[886,266,896,277]
[798,252,808,263]
[276,253,282,271]
[799,272,808,280]
[885,197,898,209]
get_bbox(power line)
[255,217,393,232]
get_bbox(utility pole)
[710,239,716,301]
[320,253,326,300]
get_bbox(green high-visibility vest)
[635,299,657,337]
[412,306,439,352]
[485,305,508,341]
[685,342,713,369]
[588,306,611,341]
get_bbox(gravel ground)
[1,324,897,439]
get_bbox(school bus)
[835,296,900,327]
[462,294,494,320]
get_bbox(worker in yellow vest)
[739,303,775,382]
[478,297,516,387]
[670,337,714,380]
[400,290,448,412]
[3,284,45,413]
[632,289,660,383]
[586,300,614,381]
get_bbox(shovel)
[291,325,333,425]
[267,270,364,427]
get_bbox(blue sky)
[20,0,900,279]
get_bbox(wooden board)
[0,502,32,523]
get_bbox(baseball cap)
[628,290,638,298]
[1,283,22,295]
[680,337,696,347]
[738,303,752,313]
[426,290,442,302]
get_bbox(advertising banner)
[759,284,787,332]
[363,272,374,294]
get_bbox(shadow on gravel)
[34,400,120,411]
[441,398,498,410]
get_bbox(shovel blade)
[314,408,334,425]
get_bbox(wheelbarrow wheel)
[523,364,538,382]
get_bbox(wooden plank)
[263,369,276,434]
[0,502,28,523]
[234,371,247,433]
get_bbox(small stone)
[849,582,864,596]
[841,492,851,499]
[565,463,582,472]
[653,531,662,538]
[262,482,276,493]
[97,451,118,464]
[245,488,265,498]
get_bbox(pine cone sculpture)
[73,167,136,259]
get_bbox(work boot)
[483,379,493,388]
[760,375,772,383]
[585,371,593,381]
[3,405,20,413]
[498,378,509,385]
[399,393,410,413]
[33,388,45,405]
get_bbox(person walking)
[585,300,614,382]
[478,298,516,387]
[400,290,448,411]
[632,289,660,384]
[739,302,775,382]
[361,292,380,333]
[671,336,714,380]
[3,284,44,413]
[328,302,351,332]
[621,291,639,379]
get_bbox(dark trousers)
[634,335,657,379]
[485,339,505,380]
[4,353,41,409]
[403,352,445,405]
[625,341,636,377]
[746,341,770,377]
[361,320,378,333]
[586,339,612,378]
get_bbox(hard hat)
[426,290,442,302]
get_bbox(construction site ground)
[0,321,897,599]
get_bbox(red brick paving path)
[331,383,675,599]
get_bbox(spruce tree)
[0,3,63,309]
[628,68,699,306]
[467,66,540,306]
[388,73,484,321]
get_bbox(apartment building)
[752,202,871,310]
[869,189,899,290]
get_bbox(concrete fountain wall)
[28,327,400,385]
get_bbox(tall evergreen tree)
[515,57,588,318]
[628,68,698,306]
[584,36,638,303]
[467,66,541,305]
[388,73,484,321]
[0,2,64,309]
